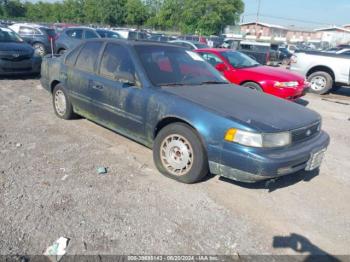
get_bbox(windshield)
[0,28,23,43]
[135,45,228,86]
[221,51,260,69]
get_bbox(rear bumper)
[0,57,41,75]
[209,131,330,183]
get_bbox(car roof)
[195,48,230,52]
[83,38,183,48]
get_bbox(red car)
[195,48,309,100]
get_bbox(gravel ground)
[0,78,349,257]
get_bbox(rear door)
[92,43,147,139]
[66,41,104,117]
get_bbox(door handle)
[92,84,104,90]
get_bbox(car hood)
[0,42,34,53]
[162,84,320,132]
[240,65,304,82]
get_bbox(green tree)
[125,0,149,26]
[3,0,26,18]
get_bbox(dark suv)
[55,27,101,54]
[9,23,56,57]
[0,26,41,75]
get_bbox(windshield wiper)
[199,81,228,85]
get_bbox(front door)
[92,43,147,140]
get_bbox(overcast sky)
[27,0,350,29]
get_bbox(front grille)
[0,50,33,61]
[291,122,321,143]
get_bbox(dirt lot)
[0,78,349,257]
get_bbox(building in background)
[233,22,350,46]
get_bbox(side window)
[19,26,35,35]
[65,45,82,67]
[99,44,136,80]
[75,42,103,72]
[201,53,223,67]
[84,30,98,39]
[66,29,83,39]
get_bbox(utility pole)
[255,0,261,37]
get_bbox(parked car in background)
[278,47,293,64]
[207,36,224,48]
[95,29,121,39]
[9,23,56,57]
[238,41,279,66]
[52,23,79,34]
[168,40,209,50]
[290,50,350,94]
[196,48,307,100]
[334,49,350,55]
[0,26,41,75]
[112,28,148,40]
[178,35,208,44]
[55,27,100,54]
[148,34,177,42]
[41,40,329,184]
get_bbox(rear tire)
[58,49,66,55]
[52,84,75,120]
[308,71,333,95]
[153,123,209,184]
[242,82,263,92]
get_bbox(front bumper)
[209,131,330,183]
[266,85,306,100]
[0,57,42,75]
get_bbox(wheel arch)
[50,80,61,93]
[306,66,335,80]
[153,116,208,150]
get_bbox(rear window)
[75,42,103,72]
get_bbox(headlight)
[224,129,291,148]
[274,81,299,88]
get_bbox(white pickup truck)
[290,51,350,94]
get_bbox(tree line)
[0,0,244,35]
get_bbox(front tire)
[153,123,209,184]
[52,84,75,120]
[308,71,333,95]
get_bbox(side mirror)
[215,63,227,72]
[115,71,136,86]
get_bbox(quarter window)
[65,45,82,67]
[75,42,103,72]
